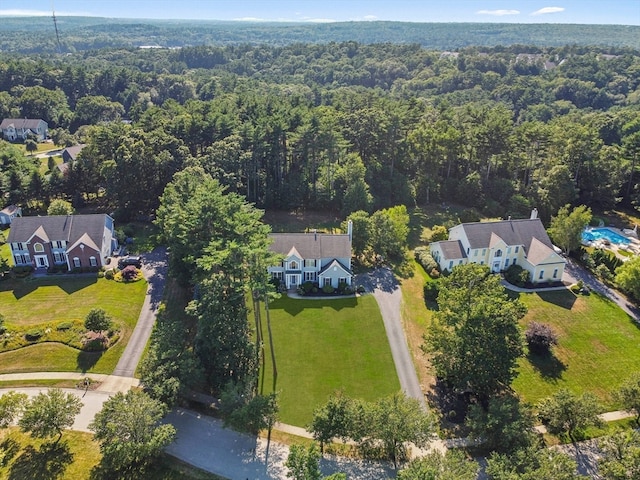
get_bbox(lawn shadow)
[0,436,20,467]
[77,350,103,373]
[9,441,73,480]
[270,297,358,316]
[10,276,97,300]
[526,350,567,380]
[536,290,577,310]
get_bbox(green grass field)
[256,294,400,427]
[513,290,640,410]
[0,429,224,480]
[0,276,147,374]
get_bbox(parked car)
[118,255,142,269]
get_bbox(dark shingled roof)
[269,233,351,259]
[460,218,553,252]
[437,240,467,260]
[0,204,19,215]
[7,215,109,250]
[62,144,85,162]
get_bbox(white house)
[0,118,48,141]
[0,205,22,225]
[430,209,566,284]
[268,222,353,289]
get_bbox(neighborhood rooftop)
[269,232,351,260]
[460,218,554,253]
[8,214,112,247]
[0,118,45,130]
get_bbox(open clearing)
[255,294,400,427]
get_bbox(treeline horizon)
[0,17,639,53]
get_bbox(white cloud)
[531,6,565,15]
[363,15,378,21]
[477,9,520,16]
[233,17,268,22]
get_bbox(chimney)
[530,208,538,220]
[313,229,317,241]
[507,215,511,221]
[347,220,353,242]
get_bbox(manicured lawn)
[256,294,400,427]
[513,290,640,410]
[0,429,225,480]
[0,276,147,374]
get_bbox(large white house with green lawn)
[268,221,353,289]
[430,209,566,284]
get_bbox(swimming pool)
[582,228,631,245]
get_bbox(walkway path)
[356,267,426,409]
[112,246,168,377]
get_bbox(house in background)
[0,205,22,225]
[0,118,48,141]
[61,144,85,163]
[430,209,566,284]
[8,214,117,271]
[268,221,353,289]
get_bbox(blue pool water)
[582,228,631,245]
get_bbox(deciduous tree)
[547,204,592,256]
[47,198,74,216]
[398,450,478,480]
[0,391,27,428]
[19,389,82,443]
[486,445,587,480]
[89,390,176,471]
[84,308,112,334]
[614,255,640,301]
[598,430,640,480]
[614,373,640,425]
[536,389,603,440]
[422,264,526,400]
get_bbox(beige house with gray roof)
[430,210,566,284]
[268,222,353,289]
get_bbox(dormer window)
[290,261,299,270]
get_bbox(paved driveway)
[356,268,426,409]
[112,246,168,377]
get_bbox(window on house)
[449,260,453,269]
[507,247,511,254]
[324,278,331,286]
[539,270,544,280]
[515,246,519,253]
[305,272,316,282]
[15,242,25,251]
[305,259,316,267]
[458,260,463,265]
[289,261,298,270]
[495,249,502,257]
[504,259,510,267]
[513,259,517,266]
[33,243,44,253]
[73,257,81,268]
[474,250,478,256]
[482,249,486,255]
[272,272,283,280]
[89,256,97,267]
[53,252,64,263]
[480,261,484,265]
[339,277,347,284]
[466,247,470,254]
[553,269,558,279]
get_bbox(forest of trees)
[1,42,639,224]
[0,17,639,53]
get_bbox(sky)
[0,1,638,25]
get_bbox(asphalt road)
[356,268,426,409]
[0,387,112,433]
[111,246,168,377]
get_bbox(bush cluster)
[504,264,530,287]
[423,281,440,302]
[25,329,44,341]
[414,247,439,277]
[525,322,559,354]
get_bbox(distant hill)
[0,17,638,53]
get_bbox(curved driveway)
[357,268,426,409]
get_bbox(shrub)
[525,322,558,354]
[97,271,105,278]
[104,269,115,280]
[302,281,315,294]
[12,266,33,277]
[270,277,280,289]
[121,265,139,281]
[56,322,73,331]
[25,329,44,341]
[356,285,366,294]
[429,225,449,242]
[414,247,439,274]
[0,313,5,334]
[322,284,335,294]
[504,264,529,287]
[595,263,613,281]
[85,308,112,333]
[423,281,440,302]
[429,268,441,279]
